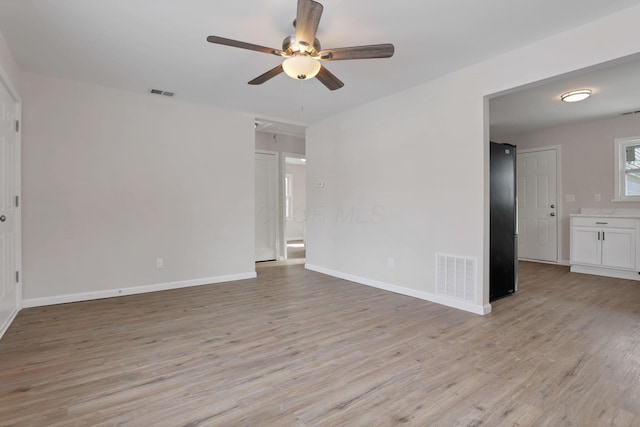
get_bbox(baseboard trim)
[570,265,640,281]
[0,308,20,340]
[22,272,257,308]
[519,257,569,266]
[304,264,491,315]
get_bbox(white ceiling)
[490,54,640,138]
[2,0,640,129]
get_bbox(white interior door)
[255,151,278,261]
[517,148,558,262]
[0,81,19,334]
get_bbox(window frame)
[285,173,293,219]
[614,136,640,202]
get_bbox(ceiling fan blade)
[319,44,395,61]
[295,0,323,46]
[316,66,344,91]
[207,36,283,56]
[248,65,284,85]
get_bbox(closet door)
[0,80,20,335]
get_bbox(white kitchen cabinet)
[601,228,636,269]
[570,215,639,280]
[571,227,601,266]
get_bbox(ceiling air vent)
[149,89,175,97]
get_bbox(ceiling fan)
[206,0,394,90]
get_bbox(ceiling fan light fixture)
[282,55,321,80]
[560,89,592,103]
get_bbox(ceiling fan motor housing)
[282,35,321,56]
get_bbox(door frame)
[0,65,22,339]
[280,152,306,260]
[255,150,281,261]
[516,145,563,264]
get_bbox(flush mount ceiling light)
[282,54,321,80]
[560,89,592,103]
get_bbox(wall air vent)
[149,89,175,97]
[622,110,640,116]
[435,253,477,303]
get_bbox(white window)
[285,173,293,219]
[615,137,640,201]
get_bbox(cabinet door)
[601,229,636,269]
[571,227,601,266]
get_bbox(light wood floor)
[1,262,639,426]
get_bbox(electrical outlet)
[565,194,576,202]
[387,257,395,268]
[594,194,601,202]
[156,258,164,269]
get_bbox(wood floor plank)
[1,261,639,426]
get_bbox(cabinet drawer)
[571,217,638,229]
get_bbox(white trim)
[516,145,562,263]
[519,257,570,266]
[305,264,491,315]
[16,99,22,313]
[570,264,640,281]
[613,136,640,202]
[0,308,19,340]
[286,237,305,242]
[22,272,257,308]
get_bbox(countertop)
[570,208,640,218]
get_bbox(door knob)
[0,215,5,222]
[550,204,555,209]
[550,212,556,217]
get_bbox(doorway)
[254,120,307,265]
[284,154,306,260]
[255,150,278,262]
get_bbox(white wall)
[286,163,306,241]
[21,71,256,303]
[497,114,640,262]
[255,132,305,154]
[306,5,640,314]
